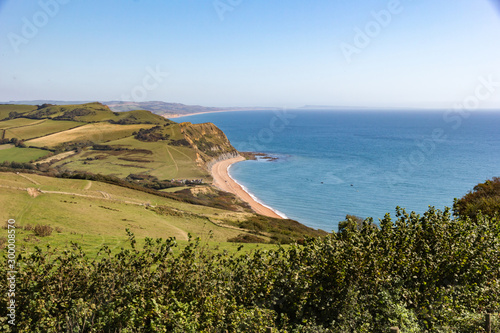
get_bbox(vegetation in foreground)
[1,206,500,332]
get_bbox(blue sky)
[0,0,499,108]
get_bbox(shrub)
[228,234,266,243]
[23,224,34,231]
[34,224,53,237]
[1,207,499,331]
[454,177,500,219]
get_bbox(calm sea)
[176,109,500,232]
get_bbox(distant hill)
[2,100,280,117]
[104,101,226,117]
[0,102,169,124]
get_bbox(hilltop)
[2,100,281,118]
[0,102,238,180]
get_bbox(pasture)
[0,172,272,255]
[51,134,209,180]
[26,123,156,147]
[0,104,37,120]
[3,119,84,140]
[0,147,50,163]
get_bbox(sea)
[176,109,500,232]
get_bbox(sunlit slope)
[0,172,261,250]
[0,103,235,181]
[26,123,156,148]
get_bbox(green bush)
[454,177,500,219]
[1,208,499,332]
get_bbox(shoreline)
[211,156,285,219]
[165,107,281,119]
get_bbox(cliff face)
[179,122,239,168]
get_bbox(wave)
[227,164,289,219]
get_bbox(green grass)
[0,147,50,163]
[161,186,190,192]
[0,172,276,255]
[0,104,37,120]
[51,133,210,180]
[20,103,170,125]
[3,119,84,140]
[26,123,156,148]
[0,118,45,130]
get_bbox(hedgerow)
[1,208,500,332]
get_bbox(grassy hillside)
[0,172,323,255]
[27,123,156,148]
[0,104,37,120]
[0,103,327,256]
[0,103,232,180]
[7,102,170,125]
[0,147,50,163]
[50,135,209,180]
[3,119,83,140]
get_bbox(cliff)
[179,122,239,169]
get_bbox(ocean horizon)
[177,109,500,232]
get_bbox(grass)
[26,123,156,148]
[0,172,279,255]
[0,147,50,163]
[0,118,45,130]
[21,103,170,125]
[0,104,37,120]
[3,119,84,140]
[51,133,210,180]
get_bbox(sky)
[0,0,500,108]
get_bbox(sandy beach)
[211,156,284,219]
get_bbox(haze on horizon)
[1,0,500,109]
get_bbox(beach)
[211,156,284,219]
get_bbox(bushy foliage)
[33,224,53,237]
[133,126,170,142]
[1,208,499,332]
[454,177,500,220]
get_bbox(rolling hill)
[0,103,326,254]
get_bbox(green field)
[3,119,84,140]
[0,172,277,255]
[49,136,209,180]
[0,104,37,120]
[26,122,155,147]
[0,118,45,129]
[0,147,50,162]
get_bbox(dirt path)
[0,183,145,206]
[84,181,92,190]
[164,146,179,172]
[169,145,193,162]
[17,173,41,185]
[40,190,144,206]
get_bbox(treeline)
[0,137,26,147]
[2,208,499,332]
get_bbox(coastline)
[165,107,281,119]
[211,156,285,219]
